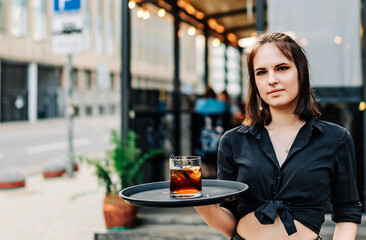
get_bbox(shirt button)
[277,176,281,180]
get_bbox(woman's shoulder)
[222,124,251,139]
[312,119,350,139]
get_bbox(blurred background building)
[0,0,245,123]
[0,0,120,122]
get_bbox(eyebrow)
[254,62,290,72]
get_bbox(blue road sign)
[54,0,81,12]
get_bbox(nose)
[268,71,278,85]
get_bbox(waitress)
[194,32,362,240]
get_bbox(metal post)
[65,54,74,176]
[121,0,131,140]
[173,0,181,154]
[239,48,243,100]
[361,0,366,208]
[0,60,1,122]
[255,0,265,34]
[204,26,209,87]
[224,44,228,90]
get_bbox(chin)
[270,101,297,110]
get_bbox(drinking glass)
[170,156,202,198]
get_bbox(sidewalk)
[0,164,217,240]
[0,166,105,240]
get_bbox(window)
[84,70,92,89]
[110,105,115,114]
[107,0,115,56]
[32,0,46,41]
[73,106,79,117]
[0,0,4,30]
[11,0,27,36]
[95,0,104,54]
[72,69,78,89]
[85,106,93,116]
[110,73,114,90]
[99,105,105,115]
[83,0,91,50]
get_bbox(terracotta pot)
[103,193,137,229]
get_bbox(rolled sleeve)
[331,129,362,224]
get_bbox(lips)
[268,89,284,95]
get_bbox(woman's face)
[253,43,299,112]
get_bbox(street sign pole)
[65,54,74,176]
[52,0,83,177]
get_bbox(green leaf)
[78,129,163,193]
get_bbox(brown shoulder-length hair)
[244,32,320,125]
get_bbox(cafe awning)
[139,0,267,48]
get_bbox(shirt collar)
[236,117,324,137]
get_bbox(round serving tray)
[119,179,248,208]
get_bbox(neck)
[267,108,303,129]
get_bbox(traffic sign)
[52,0,83,55]
[54,0,81,12]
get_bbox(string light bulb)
[216,25,225,33]
[158,8,166,17]
[334,36,342,44]
[212,38,221,47]
[300,38,308,46]
[128,0,136,9]
[227,33,236,42]
[143,10,150,20]
[359,101,366,111]
[188,26,196,36]
[196,11,204,19]
[137,8,144,18]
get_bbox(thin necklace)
[267,126,297,153]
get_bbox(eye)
[256,70,266,76]
[278,66,289,71]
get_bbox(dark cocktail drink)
[170,156,202,198]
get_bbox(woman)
[195,32,362,240]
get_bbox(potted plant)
[80,129,163,229]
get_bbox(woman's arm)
[332,222,358,240]
[194,204,237,238]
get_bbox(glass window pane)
[11,0,27,36]
[0,0,4,30]
[32,0,46,41]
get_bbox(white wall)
[268,0,361,87]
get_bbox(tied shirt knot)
[254,200,297,235]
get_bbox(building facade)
[0,0,201,123]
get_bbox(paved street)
[0,116,119,175]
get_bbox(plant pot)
[103,193,137,229]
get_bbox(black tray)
[119,179,248,207]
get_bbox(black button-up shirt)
[218,118,362,235]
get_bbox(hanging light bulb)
[216,25,225,33]
[158,8,166,17]
[143,10,150,20]
[128,0,136,9]
[359,101,366,111]
[137,8,144,18]
[187,26,196,36]
[196,11,204,20]
[334,36,342,44]
[227,33,236,42]
[212,38,221,47]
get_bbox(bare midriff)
[236,212,318,240]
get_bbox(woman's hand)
[333,222,357,240]
[194,204,237,238]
